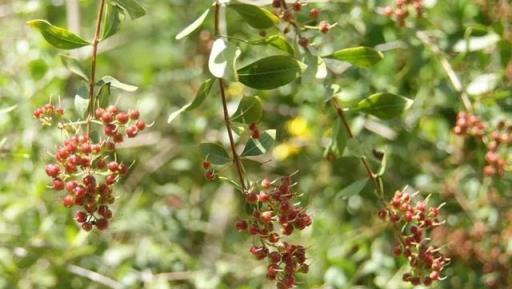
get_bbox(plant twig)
[67,264,124,289]
[214,1,247,192]
[86,0,107,134]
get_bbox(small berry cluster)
[235,176,312,288]
[483,121,512,177]
[382,0,424,26]
[36,104,146,231]
[249,122,260,139]
[33,103,64,125]
[270,1,333,49]
[453,112,512,177]
[202,160,216,181]
[379,190,449,286]
[453,111,486,137]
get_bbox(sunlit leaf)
[27,19,90,49]
[231,96,263,124]
[97,76,138,92]
[102,3,123,40]
[241,130,276,157]
[176,7,210,40]
[112,0,146,19]
[353,93,413,120]
[325,47,383,68]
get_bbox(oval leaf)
[237,55,301,90]
[208,38,241,79]
[249,35,295,55]
[325,47,383,68]
[231,96,263,124]
[229,3,278,29]
[27,19,90,50]
[176,8,210,40]
[60,55,88,81]
[74,85,89,117]
[167,79,215,123]
[103,3,123,40]
[354,93,413,120]
[98,76,138,92]
[200,143,231,165]
[241,130,276,157]
[337,178,368,199]
[112,0,146,19]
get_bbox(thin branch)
[86,0,107,134]
[67,265,124,289]
[416,31,473,112]
[214,1,247,192]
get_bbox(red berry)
[136,120,145,131]
[202,160,211,170]
[75,211,87,223]
[105,174,117,185]
[101,112,113,123]
[126,125,138,138]
[63,195,74,208]
[81,222,92,231]
[108,161,119,172]
[104,124,117,136]
[319,20,330,33]
[95,108,105,119]
[245,192,258,204]
[45,164,60,177]
[272,0,281,8]
[298,37,309,48]
[310,8,320,18]
[116,112,129,124]
[95,218,109,230]
[107,105,118,115]
[118,163,128,175]
[129,110,140,120]
[235,219,248,231]
[52,178,65,190]
[292,2,302,11]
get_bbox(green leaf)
[27,19,90,50]
[74,85,89,117]
[325,47,383,68]
[377,149,388,177]
[208,38,242,79]
[353,93,413,120]
[98,76,138,92]
[97,83,111,108]
[167,79,215,124]
[241,130,276,157]
[200,143,231,165]
[237,55,301,90]
[231,96,263,124]
[102,3,123,40]
[229,3,279,29]
[112,0,146,19]
[176,7,210,40]
[60,55,88,81]
[336,178,368,199]
[249,35,294,55]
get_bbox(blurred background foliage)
[1,0,512,288]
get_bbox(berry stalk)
[86,0,107,134]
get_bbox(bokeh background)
[1,0,511,288]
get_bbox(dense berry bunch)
[235,176,312,288]
[379,190,449,286]
[271,1,333,49]
[33,103,64,126]
[382,0,424,26]
[36,104,146,231]
[453,112,512,177]
[453,111,486,137]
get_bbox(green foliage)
[27,20,90,49]
[237,55,302,89]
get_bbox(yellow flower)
[273,142,300,161]
[286,117,310,140]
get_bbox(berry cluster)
[249,122,260,139]
[235,176,312,288]
[382,0,424,26]
[270,1,333,49]
[483,121,512,177]
[453,112,512,177]
[453,111,486,137]
[379,190,449,286]
[36,104,146,231]
[33,103,64,125]
[202,160,216,181]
